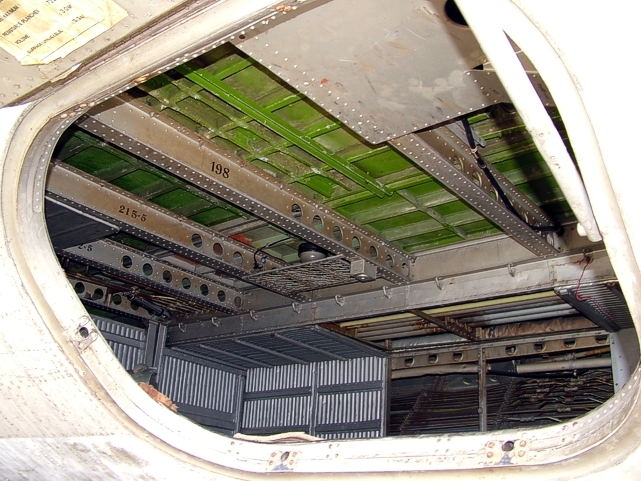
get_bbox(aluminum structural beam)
[79,95,414,283]
[391,130,559,257]
[62,239,244,314]
[68,275,159,323]
[410,309,478,341]
[478,348,487,433]
[46,161,285,276]
[391,330,609,370]
[166,248,615,345]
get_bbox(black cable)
[253,235,291,270]
[461,118,561,234]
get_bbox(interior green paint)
[51,43,571,260]
[175,62,392,197]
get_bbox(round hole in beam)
[191,233,203,248]
[200,284,209,296]
[401,262,409,277]
[313,215,323,231]
[213,243,223,257]
[74,282,85,294]
[163,270,172,283]
[352,236,361,251]
[217,290,226,302]
[142,263,153,276]
[121,256,132,268]
[291,204,302,219]
[182,278,191,289]
[333,226,343,241]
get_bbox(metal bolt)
[487,452,493,458]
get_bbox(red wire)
[575,256,614,321]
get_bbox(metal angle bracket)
[62,239,245,314]
[79,96,414,283]
[391,133,558,257]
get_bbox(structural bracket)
[61,239,244,314]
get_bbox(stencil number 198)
[211,162,230,178]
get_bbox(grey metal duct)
[516,357,612,374]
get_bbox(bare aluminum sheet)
[240,0,492,143]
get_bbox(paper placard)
[0,0,127,65]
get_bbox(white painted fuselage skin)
[1,1,640,478]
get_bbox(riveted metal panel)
[239,0,489,143]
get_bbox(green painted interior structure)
[54,44,570,263]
